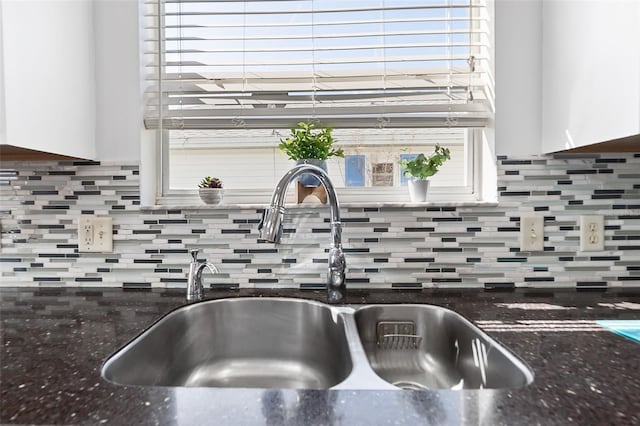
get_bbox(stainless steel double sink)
[101,298,533,390]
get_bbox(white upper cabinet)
[0,0,96,159]
[541,0,640,153]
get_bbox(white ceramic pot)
[407,179,429,202]
[198,188,224,205]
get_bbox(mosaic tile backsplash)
[1,154,639,290]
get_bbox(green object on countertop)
[597,320,640,343]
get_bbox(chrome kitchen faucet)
[186,249,220,302]
[259,164,347,303]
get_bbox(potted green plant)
[279,121,344,186]
[399,145,451,202]
[198,176,224,205]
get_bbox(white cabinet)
[541,0,640,153]
[0,0,96,160]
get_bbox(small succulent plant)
[198,176,223,189]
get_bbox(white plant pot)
[407,179,429,202]
[198,188,224,205]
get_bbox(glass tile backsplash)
[1,154,639,289]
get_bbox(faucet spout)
[259,164,347,303]
[187,250,220,302]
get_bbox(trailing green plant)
[399,145,451,180]
[198,176,223,189]
[279,121,344,161]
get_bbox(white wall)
[0,2,6,146]
[2,1,636,161]
[1,0,96,159]
[494,0,542,156]
[94,0,141,161]
[541,0,640,153]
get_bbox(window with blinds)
[142,0,493,201]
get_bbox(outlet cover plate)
[79,216,113,253]
[580,215,604,252]
[520,216,544,252]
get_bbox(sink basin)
[101,298,353,389]
[102,298,533,390]
[354,305,534,390]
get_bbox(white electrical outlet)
[82,222,94,245]
[580,215,604,251]
[520,216,544,251]
[79,216,113,253]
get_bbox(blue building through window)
[399,153,418,186]
[345,155,365,187]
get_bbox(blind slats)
[145,117,488,130]
[148,86,486,102]
[158,29,485,41]
[164,4,477,13]
[158,57,480,67]
[149,102,489,116]
[164,43,485,54]
[144,0,491,130]
[150,20,484,29]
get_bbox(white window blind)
[143,0,492,130]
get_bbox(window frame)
[142,0,495,207]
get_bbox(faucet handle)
[190,249,199,262]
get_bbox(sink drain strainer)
[376,321,422,350]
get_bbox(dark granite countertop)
[2,287,640,425]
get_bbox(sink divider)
[330,306,397,390]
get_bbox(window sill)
[141,199,498,211]
[147,185,494,209]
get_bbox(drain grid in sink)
[376,321,422,350]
